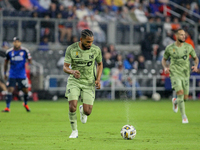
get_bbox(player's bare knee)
[177,90,184,95]
[69,103,77,112]
[84,110,91,116]
[69,106,76,112]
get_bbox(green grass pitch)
[0,99,200,150]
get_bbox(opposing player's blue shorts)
[6,78,28,89]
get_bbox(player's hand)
[72,70,81,79]
[164,67,170,74]
[4,75,7,81]
[95,80,101,89]
[191,66,198,72]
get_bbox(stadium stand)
[1,0,200,99]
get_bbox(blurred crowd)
[1,0,200,44]
[1,0,200,99]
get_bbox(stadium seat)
[24,28,35,42]
[145,60,153,72]
[5,27,17,41]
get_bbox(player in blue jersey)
[2,37,32,112]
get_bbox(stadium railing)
[44,75,200,100]
[0,12,199,47]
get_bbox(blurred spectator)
[9,0,25,10]
[163,16,171,33]
[93,10,105,22]
[157,50,165,62]
[18,0,35,11]
[133,4,148,23]
[180,14,187,23]
[162,31,174,48]
[109,0,119,12]
[69,35,78,45]
[102,46,109,56]
[27,11,38,28]
[108,44,117,60]
[141,33,154,60]
[185,31,195,49]
[87,4,94,16]
[171,17,181,31]
[67,6,77,19]
[125,0,134,10]
[73,0,82,8]
[48,2,58,18]
[102,52,115,69]
[101,67,111,87]
[135,55,145,70]
[41,13,55,42]
[59,0,74,8]
[191,2,200,22]
[123,53,136,70]
[0,0,13,10]
[51,0,59,5]
[148,0,159,16]
[38,36,49,51]
[1,41,10,51]
[93,0,103,11]
[124,76,147,99]
[38,0,51,11]
[57,50,66,68]
[158,2,171,16]
[85,0,93,7]
[101,7,117,21]
[87,15,106,44]
[77,16,90,34]
[105,0,124,7]
[57,13,72,44]
[115,54,123,67]
[76,3,88,20]
[117,7,132,44]
[148,17,158,33]
[111,62,124,87]
[152,44,160,60]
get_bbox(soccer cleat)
[2,107,10,112]
[182,118,189,124]
[79,105,87,124]
[172,98,178,113]
[23,103,30,112]
[69,130,78,138]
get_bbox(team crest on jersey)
[75,51,79,58]
[20,52,24,56]
[89,55,94,59]
[173,49,176,54]
[182,55,187,60]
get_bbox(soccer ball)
[152,92,161,101]
[120,125,136,140]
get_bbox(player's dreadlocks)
[81,29,93,39]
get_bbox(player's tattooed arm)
[63,62,80,79]
[162,57,170,74]
[191,56,199,72]
[95,61,103,89]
